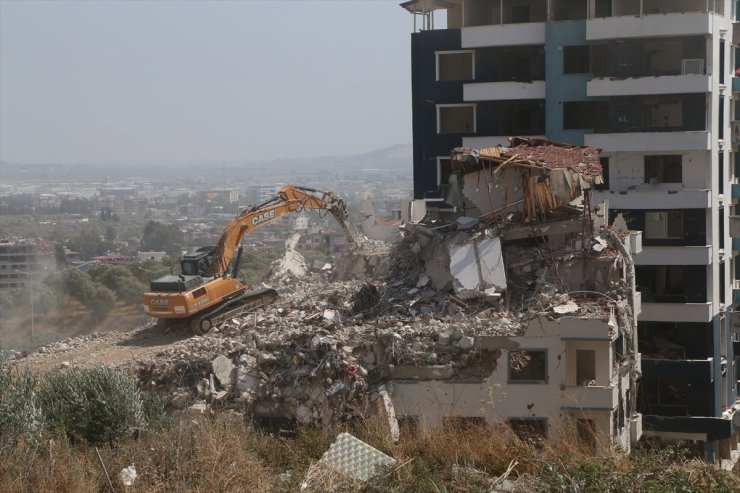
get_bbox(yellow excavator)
[142,185,362,334]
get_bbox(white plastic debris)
[416,274,430,288]
[553,300,579,314]
[318,432,396,482]
[120,464,137,487]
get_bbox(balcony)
[561,384,618,410]
[633,246,712,266]
[584,131,710,153]
[587,75,711,97]
[461,22,546,48]
[592,188,710,210]
[731,216,740,238]
[586,12,713,41]
[463,81,545,101]
[557,317,616,341]
[641,357,714,382]
[642,415,734,441]
[639,302,713,323]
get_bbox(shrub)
[88,264,146,305]
[44,269,117,319]
[38,367,144,445]
[0,359,43,448]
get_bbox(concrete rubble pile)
[18,139,641,444]
[126,196,637,431]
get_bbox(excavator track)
[189,287,278,335]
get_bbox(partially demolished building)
[392,138,641,452]
[20,142,650,455]
[109,139,645,455]
[401,0,740,466]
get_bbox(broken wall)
[389,314,635,452]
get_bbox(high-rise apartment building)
[402,0,740,465]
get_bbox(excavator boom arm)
[208,185,362,275]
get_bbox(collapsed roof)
[447,138,603,224]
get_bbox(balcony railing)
[641,357,714,382]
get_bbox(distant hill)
[253,144,412,173]
[0,144,412,182]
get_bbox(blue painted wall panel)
[544,20,588,144]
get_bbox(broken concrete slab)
[390,364,455,380]
[456,216,479,230]
[449,236,506,300]
[212,355,236,388]
[457,336,475,350]
[377,385,400,443]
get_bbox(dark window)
[511,6,530,23]
[576,419,596,450]
[645,211,683,239]
[594,0,611,17]
[564,46,589,74]
[438,158,452,186]
[443,416,488,432]
[509,350,547,383]
[563,101,609,130]
[644,155,682,184]
[509,418,547,445]
[193,287,207,298]
[438,105,475,134]
[437,52,474,81]
[576,350,596,386]
[595,157,609,191]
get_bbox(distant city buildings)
[0,238,55,291]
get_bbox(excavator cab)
[180,246,215,277]
[180,245,242,278]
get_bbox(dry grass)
[0,413,738,492]
[0,300,147,351]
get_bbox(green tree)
[0,288,25,317]
[66,229,111,260]
[141,221,184,257]
[44,269,116,319]
[236,249,278,284]
[89,286,116,319]
[128,260,170,283]
[53,242,67,267]
[88,264,145,305]
[104,225,116,242]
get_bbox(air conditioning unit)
[681,59,704,75]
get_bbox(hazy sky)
[0,0,413,166]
